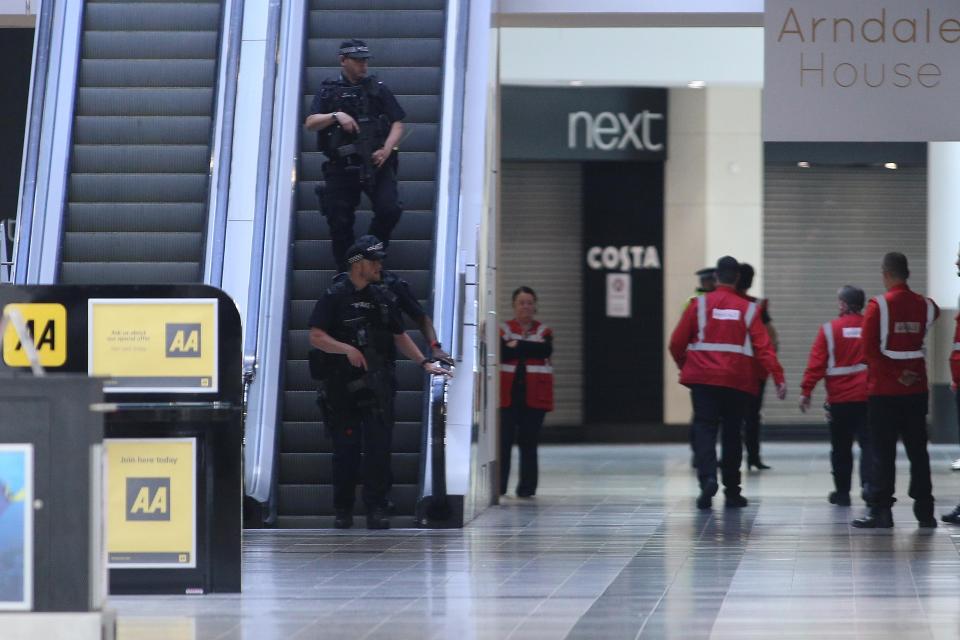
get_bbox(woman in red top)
[500,287,554,498]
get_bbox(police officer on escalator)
[308,236,450,530]
[305,39,406,272]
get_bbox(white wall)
[0,0,37,27]
[500,27,763,88]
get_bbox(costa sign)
[585,245,662,271]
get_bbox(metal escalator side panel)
[243,0,307,504]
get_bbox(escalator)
[58,0,225,284]
[275,0,446,527]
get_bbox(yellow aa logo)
[166,323,201,358]
[2,303,67,367]
[126,478,171,521]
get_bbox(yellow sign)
[88,298,218,393]
[2,303,67,367]
[105,438,196,569]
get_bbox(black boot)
[851,508,893,528]
[914,502,937,528]
[828,491,851,506]
[366,507,390,530]
[747,458,771,471]
[941,504,960,524]
[725,492,748,508]
[333,510,353,529]
[697,479,718,510]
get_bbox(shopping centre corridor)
[114,443,960,639]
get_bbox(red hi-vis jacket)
[861,283,939,397]
[952,309,960,387]
[669,285,785,396]
[800,313,868,404]
[499,319,554,411]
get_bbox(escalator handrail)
[242,0,306,503]
[419,0,471,513]
[205,0,247,288]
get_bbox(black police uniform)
[332,269,426,326]
[308,276,404,517]
[310,71,406,270]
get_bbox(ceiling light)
[687,80,706,89]
[884,162,898,170]
[797,161,811,168]
[569,80,584,86]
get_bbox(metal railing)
[1,221,11,284]
[417,0,471,523]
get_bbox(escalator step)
[299,151,437,182]
[78,87,214,117]
[283,389,424,423]
[293,238,434,271]
[280,452,420,484]
[69,173,208,203]
[309,10,444,39]
[300,94,440,124]
[305,66,441,96]
[74,116,212,145]
[67,202,207,232]
[85,3,221,32]
[285,359,425,393]
[62,231,204,262]
[296,180,436,211]
[310,0,444,10]
[289,266,432,301]
[83,30,218,59]
[307,37,443,67]
[72,144,208,174]
[299,122,437,153]
[281,421,422,455]
[79,59,218,88]
[293,210,435,243]
[59,261,201,284]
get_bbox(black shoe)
[516,491,535,499]
[366,508,390,530]
[851,509,893,528]
[829,491,851,506]
[747,459,771,471]
[725,494,749,509]
[918,518,938,529]
[697,480,718,510]
[333,510,353,529]
[941,505,960,524]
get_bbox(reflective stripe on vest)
[501,321,547,342]
[500,322,522,341]
[953,342,960,352]
[687,295,758,356]
[501,364,553,374]
[874,295,934,360]
[822,321,867,377]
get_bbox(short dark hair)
[512,286,537,303]
[882,252,910,280]
[738,263,755,290]
[838,285,865,312]
[715,256,740,285]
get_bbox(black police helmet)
[345,235,386,265]
[339,39,371,60]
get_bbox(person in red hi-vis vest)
[799,285,872,507]
[852,252,939,529]
[670,256,787,511]
[500,286,554,498]
[940,246,960,524]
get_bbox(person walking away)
[799,286,872,506]
[500,286,554,498]
[736,263,778,470]
[852,252,938,529]
[940,246,960,523]
[670,256,787,510]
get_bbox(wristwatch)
[331,112,340,124]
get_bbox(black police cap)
[339,39,371,59]
[695,267,716,277]
[346,235,386,265]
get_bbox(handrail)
[242,0,306,504]
[1,221,10,284]
[417,0,471,522]
[12,0,55,284]
[205,0,247,287]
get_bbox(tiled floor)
[114,443,960,639]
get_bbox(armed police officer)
[305,39,406,271]
[308,236,450,529]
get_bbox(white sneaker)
[952,458,960,471]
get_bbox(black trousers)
[318,156,403,269]
[867,393,933,518]
[743,379,766,462]
[326,398,394,512]
[690,384,748,495]
[500,405,546,496]
[828,401,871,495]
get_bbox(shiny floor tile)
[112,443,960,639]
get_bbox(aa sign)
[2,303,67,367]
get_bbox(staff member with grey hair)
[800,285,872,506]
[853,252,939,529]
